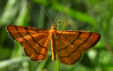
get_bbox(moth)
[6,24,101,65]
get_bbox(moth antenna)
[54,5,62,25]
[56,20,60,30]
[42,7,54,25]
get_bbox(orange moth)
[6,7,101,65]
[6,23,100,65]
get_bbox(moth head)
[50,26,56,30]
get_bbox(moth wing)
[56,31,101,65]
[6,25,50,60]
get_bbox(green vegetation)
[0,0,113,71]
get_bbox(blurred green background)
[0,0,113,71]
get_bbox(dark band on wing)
[22,26,48,33]
[6,26,16,40]
[59,32,92,58]
[14,26,46,57]
[90,34,101,48]
[76,32,92,49]
[24,48,46,58]
[25,27,48,51]
[58,32,81,51]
